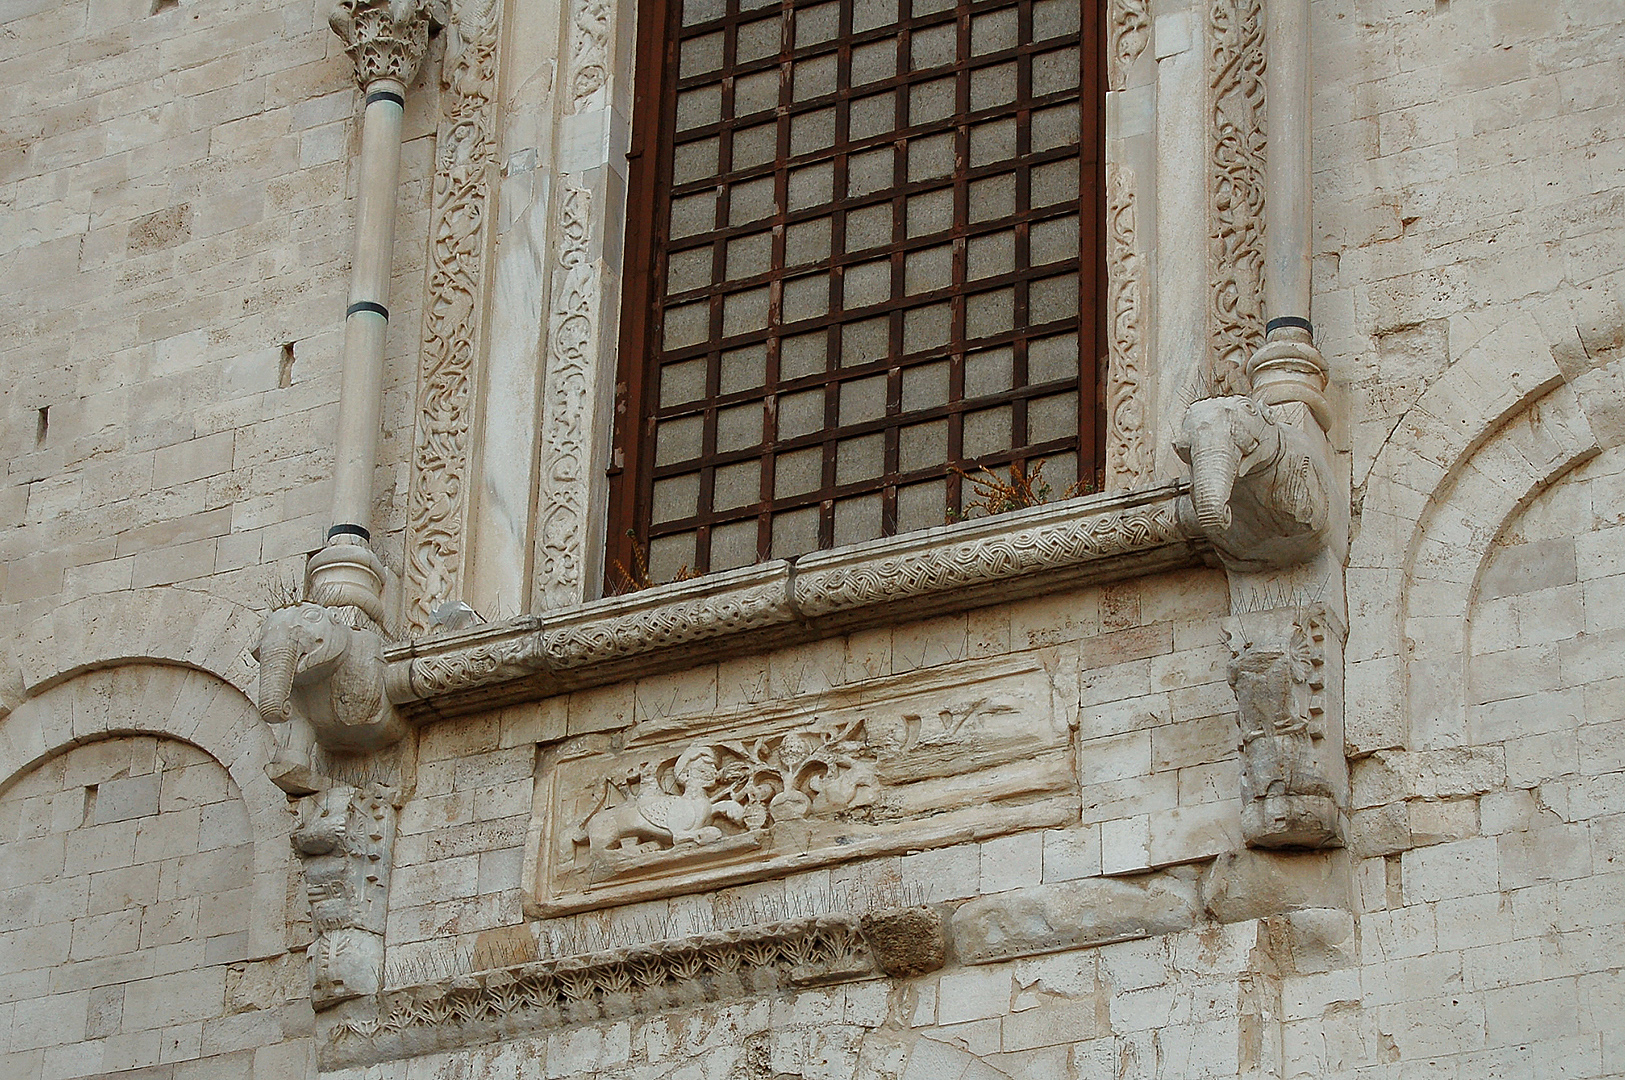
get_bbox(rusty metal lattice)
[608,0,1104,585]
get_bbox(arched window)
[608,0,1104,584]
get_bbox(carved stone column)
[314,0,440,623]
[1223,607,1343,848]
[292,783,399,1008]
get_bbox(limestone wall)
[2,0,1625,1078]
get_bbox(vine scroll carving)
[1207,0,1267,395]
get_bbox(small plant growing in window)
[946,460,1095,523]
[608,530,700,595]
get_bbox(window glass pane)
[710,519,760,569]
[713,459,762,510]
[911,23,956,69]
[794,54,838,100]
[969,62,1016,112]
[676,85,721,131]
[681,0,724,26]
[774,447,824,498]
[901,361,949,412]
[736,16,782,63]
[1028,333,1076,383]
[787,162,834,210]
[851,0,896,33]
[723,286,771,336]
[971,8,1017,54]
[962,405,1012,459]
[849,92,897,141]
[721,345,768,393]
[652,472,700,524]
[777,389,825,439]
[1032,102,1080,152]
[965,347,1013,398]
[899,419,947,471]
[680,33,724,76]
[780,332,828,380]
[843,259,891,309]
[732,122,778,170]
[785,218,832,266]
[771,507,822,556]
[904,244,952,294]
[909,78,956,126]
[968,119,1016,167]
[656,415,705,465]
[782,273,830,322]
[907,188,953,237]
[1032,48,1081,96]
[726,231,774,281]
[965,231,1013,280]
[965,288,1014,339]
[670,192,717,238]
[841,318,890,366]
[848,148,894,196]
[836,433,885,484]
[660,358,708,405]
[903,303,951,353]
[735,70,781,116]
[1032,0,1079,41]
[968,172,1015,221]
[907,134,954,181]
[794,2,839,47]
[1031,157,1080,207]
[896,479,947,532]
[673,138,719,184]
[649,533,696,582]
[791,108,837,155]
[839,377,888,426]
[1030,272,1078,325]
[851,40,895,86]
[717,402,765,452]
[662,302,711,350]
[1029,392,1078,444]
[834,493,883,545]
[1031,214,1080,265]
[666,246,713,295]
[729,178,776,225]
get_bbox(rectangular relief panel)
[529,652,1078,914]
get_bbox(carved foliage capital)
[330,0,439,88]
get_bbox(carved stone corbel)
[1222,607,1342,848]
[292,783,399,1008]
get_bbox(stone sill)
[386,481,1204,720]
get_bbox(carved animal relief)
[1223,608,1340,848]
[293,783,399,1007]
[531,655,1077,914]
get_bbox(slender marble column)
[312,0,437,618]
[1248,0,1329,431]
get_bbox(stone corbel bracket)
[317,907,944,1069]
[385,483,1206,719]
[293,782,401,1010]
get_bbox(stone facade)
[3,1,1625,1079]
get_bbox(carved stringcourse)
[293,783,401,1009]
[1222,607,1341,849]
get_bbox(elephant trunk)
[1189,440,1240,533]
[257,640,299,726]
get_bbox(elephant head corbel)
[254,602,405,756]
[1173,395,1334,573]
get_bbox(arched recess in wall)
[0,662,292,959]
[12,587,263,702]
[1345,296,1625,755]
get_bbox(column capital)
[329,0,440,89]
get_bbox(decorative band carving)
[1207,0,1268,395]
[1106,162,1149,489]
[403,0,501,635]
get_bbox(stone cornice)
[387,482,1205,719]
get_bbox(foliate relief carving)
[1108,0,1151,91]
[403,0,501,636]
[293,784,399,1008]
[793,501,1188,617]
[541,578,792,668]
[1207,0,1267,395]
[1172,395,1333,572]
[535,188,598,609]
[329,0,438,87]
[568,0,612,112]
[1106,163,1148,490]
[534,656,1076,914]
[1223,608,1341,848]
[321,911,943,1067]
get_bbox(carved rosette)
[329,0,437,87]
[1108,0,1151,91]
[534,188,598,609]
[1105,163,1148,490]
[1207,0,1267,395]
[293,784,399,1008]
[1222,607,1341,849]
[403,0,501,635]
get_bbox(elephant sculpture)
[255,602,405,755]
[1173,395,1335,572]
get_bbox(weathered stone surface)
[860,906,947,978]
[1201,849,1352,924]
[950,872,1200,964]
